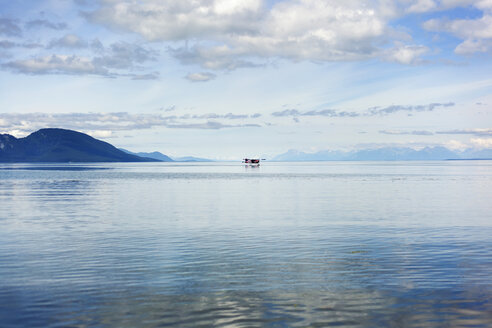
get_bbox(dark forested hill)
[0,128,159,162]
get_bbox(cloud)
[86,0,266,41]
[0,111,263,135]
[25,19,67,30]
[187,112,260,119]
[385,43,429,64]
[272,108,360,117]
[86,0,430,68]
[436,128,492,136]
[3,41,158,78]
[86,130,113,138]
[90,38,104,53]
[444,139,468,150]
[271,102,454,118]
[165,121,261,129]
[402,0,484,14]
[405,0,438,13]
[158,105,176,112]
[470,137,492,148]
[93,41,157,69]
[454,38,492,55]
[185,72,216,82]
[423,2,492,54]
[170,46,261,71]
[0,40,16,49]
[368,102,454,115]
[0,18,22,37]
[304,109,360,117]
[48,34,88,48]
[379,129,434,135]
[0,40,42,49]
[128,72,159,80]
[3,54,105,75]
[424,14,492,41]
[0,112,164,134]
[271,109,302,117]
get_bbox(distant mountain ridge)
[119,149,213,162]
[120,149,174,162]
[0,128,159,163]
[3,128,490,163]
[173,156,214,162]
[273,147,492,161]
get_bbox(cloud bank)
[271,102,455,118]
[437,128,492,136]
[3,40,158,78]
[86,0,430,68]
[0,111,263,136]
[2,0,491,81]
[379,130,434,135]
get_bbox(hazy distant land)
[1,128,491,163]
[272,148,492,161]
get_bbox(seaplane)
[243,158,265,166]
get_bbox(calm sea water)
[1,161,491,327]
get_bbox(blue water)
[1,161,491,327]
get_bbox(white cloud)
[88,0,265,41]
[166,121,261,129]
[1,129,31,138]
[437,128,492,136]
[423,3,492,54]
[0,111,263,134]
[213,0,263,15]
[474,0,492,11]
[401,0,482,13]
[271,102,454,117]
[470,137,492,148]
[87,0,429,67]
[3,41,158,78]
[385,43,429,64]
[86,130,113,138]
[185,72,216,82]
[424,15,492,40]
[455,39,492,55]
[444,139,468,150]
[4,54,103,75]
[170,45,259,70]
[380,129,434,135]
[406,0,437,13]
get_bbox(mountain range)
[272,147,492,161]
[1,128,491,163]
[120,149,173,162]
[120,149,213,162]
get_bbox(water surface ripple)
[1,161,491,327]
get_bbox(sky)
[0,0,491,159]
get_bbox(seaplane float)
[243,158,265,166]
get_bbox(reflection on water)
[3,288,491,327]
[0,163,111,171]
[0,166,110,171]
[0,161,491,327]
